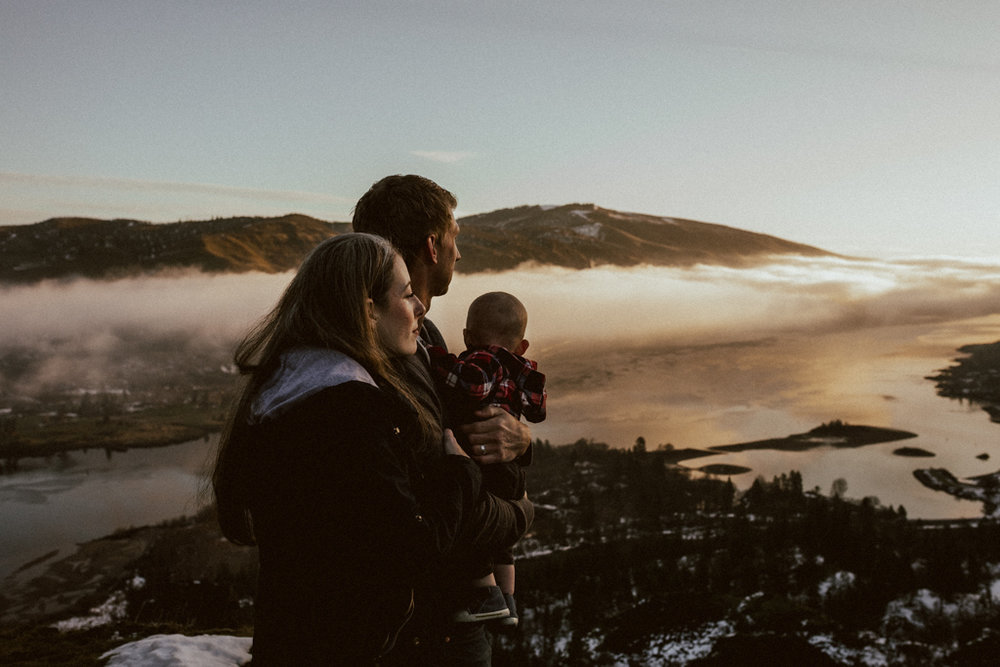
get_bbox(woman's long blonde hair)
[212,232,437,545]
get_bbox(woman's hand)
[442,428,469,458]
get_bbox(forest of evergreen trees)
[499,440,1000,664]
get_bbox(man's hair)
[465,292,528,350]
[352,174,457,267]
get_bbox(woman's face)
[374,255,426,357]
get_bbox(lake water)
[0,437,215,580]
[524,319,1000,521]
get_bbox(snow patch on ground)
[630,620,734,664]
[810,633,888,666]
[51,575,146,632]
[101,634,251,667]
[818,570,857,598]
[572,222,603,239]
[52,591,129,632]
[883,588,948,634]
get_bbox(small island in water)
[894,446,935,458]
[710,420,917,454]
[666,420,919,478]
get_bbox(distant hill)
[0,214,348,283]
[456,203,834,272]
[0,205,835,283]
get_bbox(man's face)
[431,215,461,297]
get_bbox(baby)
[429,291,547,628]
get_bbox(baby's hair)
[465,291,527,350]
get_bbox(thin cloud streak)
[0,172,351,206]
[409,151,475,164]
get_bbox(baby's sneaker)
[497,592,518,628]
[452,585,510,623]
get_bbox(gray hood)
[250,347,377,423]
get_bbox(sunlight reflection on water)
[520,319,1000,520]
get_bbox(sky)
[2,0,999,258]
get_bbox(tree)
[720,478,736,512]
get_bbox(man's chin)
[432,269,455,297]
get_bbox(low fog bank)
[0,271,290,398]
[430,255,1000,352]
[0,271,287,345]
[3,255,1000,421]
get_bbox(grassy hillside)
[0,206,837,284]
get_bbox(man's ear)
[424,234,439,264]
[515,339,529,355]
[463,329,473,349]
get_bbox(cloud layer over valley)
[433,255,1000,350]
[2,255,996,355]
[3,254,1000,453]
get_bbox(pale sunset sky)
[2,1,998,258]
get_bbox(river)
[0,437,215,580]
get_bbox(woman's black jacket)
[242,351,481,665]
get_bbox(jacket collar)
[250,347,376,423]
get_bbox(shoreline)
[1,424,221,472]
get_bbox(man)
[352,174,531,461]
[352,174,533,665]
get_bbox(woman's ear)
[366,297,378,322]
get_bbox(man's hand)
[458,406,530,464]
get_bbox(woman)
[212,233,481,664]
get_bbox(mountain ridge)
[0,205,837,284]
[458,203,833,271]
